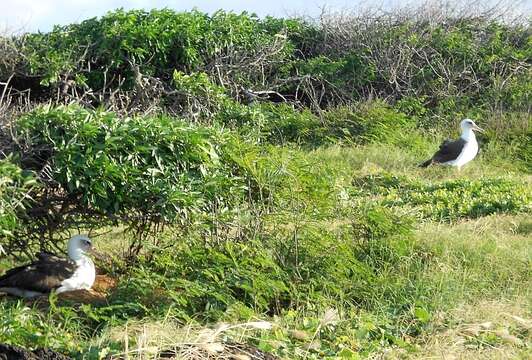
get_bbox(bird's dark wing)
[0,255,77,293]
[37,251,65,263]
[431,138,466,164]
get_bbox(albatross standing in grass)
[420,118,484,169]
[0,235,96,298]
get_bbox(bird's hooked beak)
[472,124,484,132]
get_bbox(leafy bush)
[17,105,245,218]
[290,53,377,107]
[172,70,230,119]
[3,8,528,121]
[352,173,531,221]
[322,102,416,144]
[216,101,416,146]
[0,158,37,239]
[20,9,298,89]
[4,105,249,254]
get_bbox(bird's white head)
[460,118,484,133]
[67,234,93,261]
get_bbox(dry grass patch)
[407,298,531,360]
[93,318,276,360]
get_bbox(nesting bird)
[420,118,483,169]
[0,235,96,298]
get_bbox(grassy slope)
[100,143,531,359]
[1,132,530,359]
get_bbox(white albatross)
[420,118,484,169]
[0,235,96,298]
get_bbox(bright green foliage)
[15,105,247,224]
[0,158,37,238]
[352,173,531,221]
[322,102,416,144]
[173,71,228,101]
[217,101,415,146]
[0,299,83,353]
[22,9,296,89]
[172,70,232,118]
[216,102,321,144]
[6,9,528,117]
[113,240,289,321]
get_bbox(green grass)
[1,7,530,358]
[1,137,530,359]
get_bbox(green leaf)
[414,307,431,323]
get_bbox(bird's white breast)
[444,137,478,168]
[57,256,95,293]
[455,138,478,167]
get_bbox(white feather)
[444,130,478,168]
[56,256,96,293]
[443,120,480,168]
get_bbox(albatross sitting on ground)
[0,235,96,298]
[420,118,484,169]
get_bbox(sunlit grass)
[1,141,530,359]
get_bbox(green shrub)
[252,104,322,144]
[17,105,247,220]
[0,158,37,238]
[394,95,428,120]
[322,102,416,144]
[216,101,417,146]
[2,105,253,254]
[21,9,299,90]
[172,70,232,119]
[5,8,528,120]
[215,102,324,145]
[291,53,377,106]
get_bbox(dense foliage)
[3,105,250,255]
[0,5,530,360]
[0,159,37,240]
[1,8,530,117]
